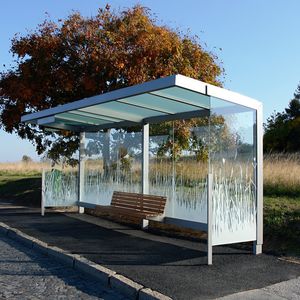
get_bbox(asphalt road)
[0,234,127,300]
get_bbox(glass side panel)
[149,124,174,216]
[82,128,142,205]
[151,87,210,109]
[149,115,209,224]
[44,169,78,207]
[210,97,257,246]
[119,93,198,114]
[173,117,209,222]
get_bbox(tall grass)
[0,161,47,176]
[1,152,300,197]
[0,161,77,176]
[264,153,300,197]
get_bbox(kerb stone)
[110,274,143,300]
[139,288,173,300]
[74,255,116,285]
[47,245,74,267]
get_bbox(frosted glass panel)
[149,117,209,223]
[44,169,78,207]
[83,129,142,205]
[149,127,174,216]
[174,119,208,222]
[210,97,257,246]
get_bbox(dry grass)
[264,153,300,196]
[0,161,76,176]
[0,153,300,196]
[264,153,300,186]
[0,161,47,176]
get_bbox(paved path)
[217,276,300,300]
[1,206,300,300]
[0,234,127,300]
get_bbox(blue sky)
[1,0,299,161]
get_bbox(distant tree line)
[264,83,300,152]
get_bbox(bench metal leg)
[141,219,149,230]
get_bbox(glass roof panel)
[58,112,109,125]
[118,93,197,114]
[151,87,210,109]
[96,101,165,122]
[77,108,125,122]
[55,119,86,126]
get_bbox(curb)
[0,221,172,300]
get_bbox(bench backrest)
[111,191,166,215]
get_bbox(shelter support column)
[142,123,149,194]
[254,104,263,254]
[78,132,85,213]
[142,123,149,229]
[41,169,45,216]
[207,173,213,265]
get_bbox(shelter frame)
[22,74,263,264]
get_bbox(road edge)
[0,221,172,300]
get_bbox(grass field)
[0,154,299,256]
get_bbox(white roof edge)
[206,82,262,110]
[175,74,262,110]
[21,75,177,122]
[174,74,207,94]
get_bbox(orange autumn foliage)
[0,5,223,162]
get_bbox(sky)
[0,0,299,162]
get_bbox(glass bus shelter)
[21,74,263,264]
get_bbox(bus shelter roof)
[21,74,261,132]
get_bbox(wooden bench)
[95,191,167,229]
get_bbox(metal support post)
[78,132,85,214]
[142,123,149,195]
[41,169,45,216]
[207,173,213,265]
[254,105,263,254]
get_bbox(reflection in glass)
[149,117,209,223]
[210,97,257,245]
[83,128,142,205]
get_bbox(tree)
[0,5,223,163]
[21,155,32,163]
[264,84,300,152]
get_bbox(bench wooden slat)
[96,191,167,225]
[113,192,165,202]
[112,199,164,209]
[114,191,164,198]
[103,206,158,218]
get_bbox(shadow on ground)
[0,177,41,207]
